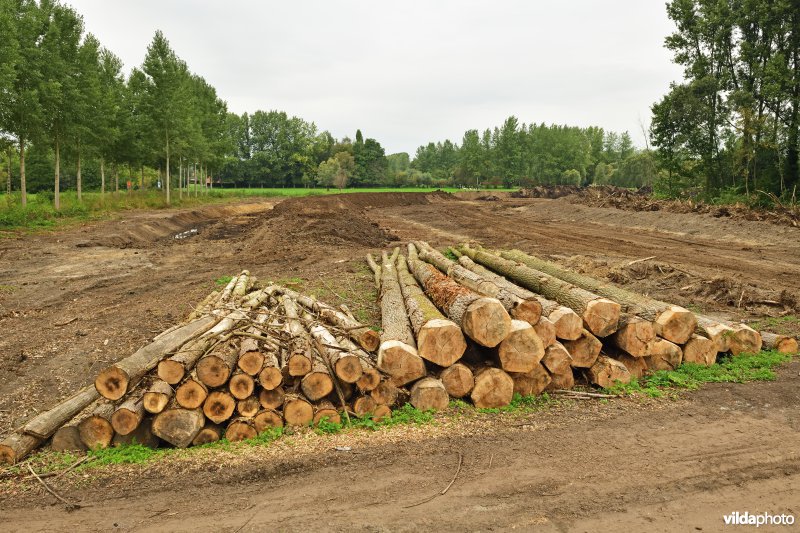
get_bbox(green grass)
[603,350,792,397]
[214,275,234,287]
[749,315,799,336]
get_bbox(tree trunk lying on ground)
[587,355,632,388]
[410,377,450,411]
[760,331,799,354]
[682,334,717,366]
[470,367,514,409]
[646,339,683,371]
[23,385,99,439]
[440,363,475,398]
[152,408,205,448]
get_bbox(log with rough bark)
[417,241,542,325]
[96,315,217,400]
[695,315,735,353]
[682,334,717,366]
[281,296,313,376]
[237,396,261,418]
[51,425,86,453]
[366,253,382,291]
[587,355,632,388]
[471,367,514,408]
[610,316,656,357]
[229,371,256,400]
[112,418,159,449]
[0,434,43,465]
[457,245,620,338]
[225,418,257,442]
[313,400,342,425]
[258,387,285,410]
[237,310,270,375]
[370,381,401,407]
[533,316,556,348]
[271,286,380,352]
[761,332,799,354]
[336,336,383,391]
[499,248,697,344]
[410,378,449,411]
[143,380,174,414]
[308,318,363,384]
[175,371,209,409]
[353,395,377,417]
[300,350,335,401]
[152,408,205,448]
[546,367,576,391]
[192,423,223,446]
[562,329,602,368]
[203,391,236,424]
[111,391,145,436]
[78,401,116,450]
[396,254,467,366]
[23,385,99,439]
[511,364,552,397]
[258,352,283,390]
[646,339,683,371]
[254,409,284,432]
[196,341,239,388]
[440,363,474,398]
[492,319,545,373]
[284,395,314,426]
[451,249,583,341]
[158,336,214,385]
[408,244,511,348]
[541,342,573,374]
[372,250,426,386]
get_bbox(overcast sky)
[68,0,683,155]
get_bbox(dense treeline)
[650,0,800,199]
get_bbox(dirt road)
[1,192,798,531]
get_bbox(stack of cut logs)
[1,243,796,465]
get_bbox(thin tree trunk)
[19,138,26,207]
[140,164,144,191]
[179,157,183,199]
[114,165,119,194]
[6,148,11,197]
[100,158,105,196]
[194,162,198,197]
[54,137,60,211]
[166,133,171,205]
[76,146,82,202]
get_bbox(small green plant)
[314,417,344,435]
[214,275,233,287]
[477,392,557,414]
[244,427,284,446]
[749,315,799,336]
[88,443,163,466]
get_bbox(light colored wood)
[471,367,514,408]
[254,409,284,432]
[0,434,42,465]
[614,353,648,379]
[282,296,313,377]
[192,423,223,446]
[237,396,261,418]
[175,371,208,409]
[111,392,145,436]
[611,316,655,357]
[196,341,238,388]
[761,331,799,354]
[313,401,341,425]
[587,355,632,388]
[541,342,572,374]
[258,387,285,410]
[512,363,552,397]
[440,363,474,398]
[370,381,401,407]
[23,385,99,439]
[284,395,313,426]
[533,317,556,348]
[308,320,363,384]
[410,378,449,411]
[646,339,683,371]
[143,380,174,414]
[225,418,257,442]
[229,371,256,400]
[78,401,115,450]
[203,391,236,424]
[152,408,205,448]
[493,319,545,373]
[546,366,575,391]
[682,334,717,366]
[562,329,602,368]
[353,395,377,417]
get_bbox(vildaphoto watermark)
[723,512,795,527]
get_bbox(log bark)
[562,329,602,368]
[366,253,382,291]
[112,418,159,449]
[453,251,583,340]
[471,367,514,408]
[587,356,632,388]
[761,332,799,354]
[546,367,575,391]
[152,408,205,448]
[682,334,717,366]
[96,315,217,400]
[281,296,313,376]
[284,395,314,426]
[143,379,174,414]
[78,401,115,450]
[533,316,556,348]
[410,378,449,411]
[229,371,256,400]
[313,400,341,425]
[396,254,466,367]
[370,381,401,407]
[157,336,213,385]
[492,319,545,373]
[23,385,99,439]
[196,341,239,388]
[237,396,261,418]
[511,364,552,397]
[0,434,42,465]
[308,320,363,384]
[51,425,86,453]
[499,248,696,343]
[613,352,649,379]
[417,241,542,326]
[695,315,735,353]
[203,391,236,424]
[458,246,620,338]
[610,316,656,357]
[336,336,383,391]
[353,395,377,417]
[541,342,573,374]
[258,352,283,390]
[258,387,285,410]
[175,371,208,409]
[225,418,257,442]
[254,409,284,432]
[192,423,223,446]
[440,363,474,398]
[646,339,683,371]
[111,392,145,436]
[408,244,511,348]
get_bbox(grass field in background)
[0,187,513,231]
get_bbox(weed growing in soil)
[314,404,435,435]
[749,315,800,336]
[604,350,792,397]
[214,275,233,287]
[477,393,557,414]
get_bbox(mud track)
[1,192,798,531]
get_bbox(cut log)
[614,352,648,379]
[499,248,696,343]
[187,289,219,321]
[610,316,656,357]
[646,339,683,371]
[377,249,418,347]
[410,378,449,411]
[23,385,99,439]
[203,391,236,424]
[51,425,87,453]
[541,342,573,374]
[370,381,401,407]
[237,396,261,418]
[470,367,514,408]
[396,254,466,366]
[271,286,380,352]
[225,418,257,442]
[416,241,542,326]
[492,319,545,373]
[313,400,341,425]
[258,387,285,410]
[377,340,425,386]
[111,392,145,436]
[175,371,208,409]
[682,334,717,366]
[353,395,377,417]
[512,364,552,397]
[300,351,335,401]
[143,380,174,414]
[546,367,575,391]
[284,395,314,426]
[587,355,632,388]
[112,418,159,449]
[372,404,392,422]
[440,363,474,398]
[157,336,213,385]
[695,315,735,353]
[562,329,602,368]
[0,434,43,465]
[457,246,620,338]
[196,341,238,388]
[366,253,382,291]
[152,408,205,448]
[453,252,583,341]
[96,315,217,400]
[356,361,382,392]
[408,244,511,348]
[281,296,313,377]
[257,352,283,390]
[254,409,284,432]
[728,324,763,355]
[229,371,256,400]
[192,423,223,446]
[761,332,799,354]
[533,317,557,348]
[78,401,115,450]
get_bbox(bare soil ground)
[1,192,799,531]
